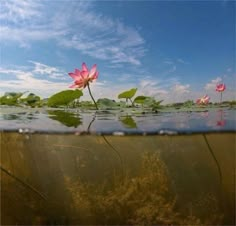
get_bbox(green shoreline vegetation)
[0,90,235,113]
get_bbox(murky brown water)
[0,132,235,225]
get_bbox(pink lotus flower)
[216,83,226,92]
[196,95,210,105]
[216,83,226,103]
[68,62,99,110]
[68,63,98,89]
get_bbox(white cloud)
[172,84,190,94]
[167,65,176,73]
[30,61,58,74]
[0,61,71,97]
[0,0,146,66]
[177,58,189,64]
[136,76,191,102]
[0,0,42,24]
[29,61,67,80]
[203,76,235,102]
[138,78,172,101]
[0,68,68,97]
[204,77,222,91]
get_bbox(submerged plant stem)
[203,135,222,183]
[102,135,124,179]
[0,165,47,200]
[87,83,98,110]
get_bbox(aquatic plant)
[21,93,41,107]
[183,100,194,108]
[216,83,226,104]
[47,90,83,107]
[64,152,207,225]
[118,88,137,106]
[97,98,119,109]
[196,95,210,105]
[69,63,99,110]
[133,95,148,104]
[0,92,27,106]
[148,98,163,111]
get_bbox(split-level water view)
[1,105,235,225]
[1,0,236,225]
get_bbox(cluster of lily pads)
[0,88,163,110]
[0,63,235,110]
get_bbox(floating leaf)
[47,90,83,107]
[120,116,137,128]
[182,100,194,108]
[97,98,119,108]
[48,110,82,127]
[151,100,163,110]
[0,92,26,106]
[21,93,41,107]
[118,88,137,99]
[134,96,148,104]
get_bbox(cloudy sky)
[0,0,235,103]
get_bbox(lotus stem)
[203,135,222,184]
[0,165,46,200]
[129,98,134,106]
[87,83,98,110]
[220,92,222,104]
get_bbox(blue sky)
[0,0,235,103]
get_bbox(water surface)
[0,107,235,134]
[0,107,235,225]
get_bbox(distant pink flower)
[216,83,226,103]
[68,63,98,89]
[216,83,226,92]
[196,95,210,105]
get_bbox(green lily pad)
[0,92,26,106]
[134,96,148,104]
[47,90,83,107]
[21,93,41,107]
[118,88,137,100]
[97,98,119,108]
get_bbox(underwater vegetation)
[1,131,234,225]
[65,152,223,225]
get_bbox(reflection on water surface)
[0,107,235,133]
